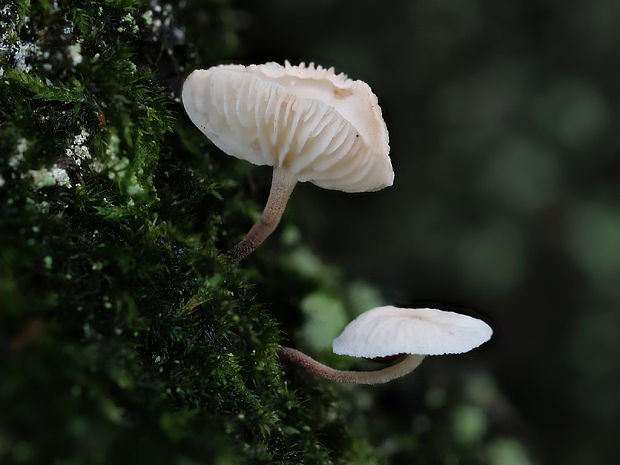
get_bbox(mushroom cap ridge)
[332,306,493,358]
[182,61,393,193]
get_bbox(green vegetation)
[0,1,380,463]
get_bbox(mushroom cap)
[332,306,493,358]
[182,61,393,193]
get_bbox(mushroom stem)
[227,167,298,265]
[278,346,426,385]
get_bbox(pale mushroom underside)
[182,62,393,193]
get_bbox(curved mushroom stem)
[278,346,426,385]
[227,167,298,265]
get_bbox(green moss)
[0,1,378,464]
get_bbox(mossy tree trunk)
[0,2,378,464]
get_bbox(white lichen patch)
[9,137,28,168]
[17,41,39,72]
[50,166,71,186]
[5,39,40,73]
[29,165,72,189]
[0,5,17,48]
[0,174,5,188]
[1,6,40,74]
[66,128,91,166]
[67,42,82,65]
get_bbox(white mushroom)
[182,61,393,264]
[279,306,493,385]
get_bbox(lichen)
[65,128,91,166]
[28,165,71,188]
[67,42,82,65]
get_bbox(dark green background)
[234,1,620,464]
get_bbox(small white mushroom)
[279,306,493,385]
[182,61,393,264]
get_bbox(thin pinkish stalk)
[279,346,425,385]
[228,167,297,264]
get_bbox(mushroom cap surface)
[332,306,493,358]
[182,61,393,192]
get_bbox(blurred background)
[227,0,620,464]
